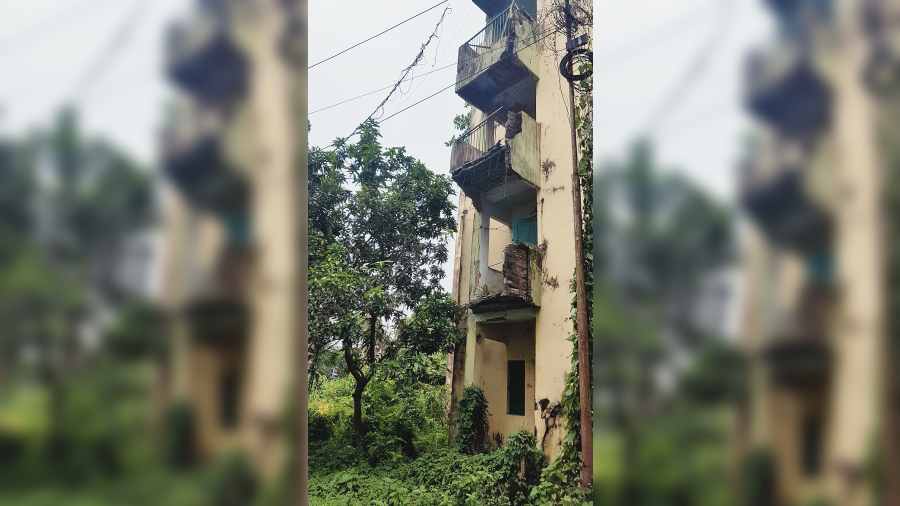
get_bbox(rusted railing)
[450,108,504,171]
[457,1,532,84]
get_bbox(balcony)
[861,0,900,93]
[184,242,254,348]
[456,1,539,115]
[739,142,831,254]
[470,242,541,316]
[450,109,539,213]
[762,282,836,388]
[165,5,247,104]
[745,39,831,136]
[472,0,537,18]
[161,105,249,216]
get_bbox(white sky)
[596,0,772,201]
[0,0,774,294]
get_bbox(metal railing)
[457,0,533,84]
[450,108,504,171]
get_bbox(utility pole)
[562,0,592,490]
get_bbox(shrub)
[456,386,489,454]
[0,428,26,468]
[491,431,545,504]
[742,448,777,506]
[164,402,196,470]
[207,451,258,506]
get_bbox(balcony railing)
[745,38,831,136]
[456,1,539,113]
[166,6,247,103]
[470,243,541,315]
[183,239,253,347]
[450,108,502,171]
[762,281,836,387]
[449,109,540,211]
[739,140,831,253]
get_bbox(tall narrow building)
[446,0,586,458]
[159,0,303,477]
[738,1,887,504]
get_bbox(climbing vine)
[456,385,490,455]
[875,87,900,506]
[530,56,593,504]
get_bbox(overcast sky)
[0,0,773,293]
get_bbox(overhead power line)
[309,0,450,70]
[639,0,736,137]
[0,0,118,56]
[377,28,560,125]
[68,0,150,105]
[312,26,560,152]
[346,5,452,138]
[309,61,457,116]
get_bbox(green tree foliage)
[307,120,458,438]
[397,292,464,355]
[0,107,154,472]
[444,104,472,147]
[593,139,738,504]
[104,301,168,362]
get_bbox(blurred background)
[593,1,894,505]
[0,1,303,504]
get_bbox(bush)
[164,402,196,470]
[0,428,26,467]
[742,448,777,506]
[207,451,258,506]
[456,386,489,454]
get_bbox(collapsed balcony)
[740,145,831,254]
[450,109,539,212]
[161,106,249,216]
[762,282,836,388]
[745,39,831,136]
[184,242,254,348]
[456,1,539,115]
[165,5,248,104]
[470,242,541,315]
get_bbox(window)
[512,215,537,246]
[806,250,833,285]
[220,368,242,429]
[507,360,525,416]
[802,414,823,476]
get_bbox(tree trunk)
[352,381,365,442]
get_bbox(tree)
[593,139,735,503]
[0,108,154,451]
[308,120,458,439]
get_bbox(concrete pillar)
[237,1,300,479]
[824,6,885,503]
[479,205,492,291]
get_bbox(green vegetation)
[455,386,489,454]
[308,354,587,505]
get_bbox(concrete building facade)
[446,0,586,459]
[738,1,889,504]
[158,0,304,478]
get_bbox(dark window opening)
[507,360,525,416]
[220,368,242,430]
[802,414,823,476]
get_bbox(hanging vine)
[529,54,593,504]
